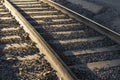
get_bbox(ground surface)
[52,0,120,33]
[86,0,120,12]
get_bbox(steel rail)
[42,0,120,44]
[3,0,78,80]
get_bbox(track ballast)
[2,0,120,80]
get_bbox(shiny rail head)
[41,0,120,44]
[3,0,78,80]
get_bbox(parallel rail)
[43,0,120,44]
[0,1,58,80]
[3,0,77,80]
[2,0,120,80]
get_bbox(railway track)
[2,0,120,80]
[0,1,59,80]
